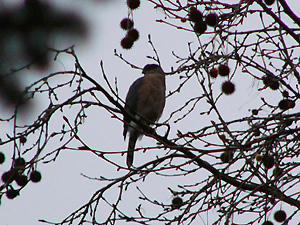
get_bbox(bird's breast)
[136,74,165,123]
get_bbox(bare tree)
[1,0,300,224]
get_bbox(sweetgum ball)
[273,167,283,178]
[253,129,260,137]
[120,18,134,30]
[269,80,279,90]
[121,37,134,49]
[278,99,289,110]
[6,189,19,199]
[206,13,218,27]
[262,75,272,87]
[262,221,273,225]
[282,90,289,98]
[15,174,28,186]
[221,81,235,95]
[288,100,295,109]
[189,7,203,23]
[209,67,218,78]
[2,171,11,183]
[218,64,230,76]
[284,119,293,126]
[172,196,183,209]
[20,136,27,144]
[1,170,17,183]
[0,152,5,164]
[220,151,233,163]
[30,170,42,183]
[193,20,207,34]
[127,0,140,10]
[279,99,295,110]
[264,0,275,6]
[127,28,139,41]
[262,155,275,169]
[256,154,263,161]
[274,210,286,222]
[14,157,26,169]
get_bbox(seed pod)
[172,196,183,209]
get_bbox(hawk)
[123,64,166,167]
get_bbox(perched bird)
[123,64,166,168]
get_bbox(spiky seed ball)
[262,75,272,87]
[264,0,275,6]
[252,109,258,115]
[206,13,218,27]
[209,67,218,78]
[284,119,293,126]
[193,20,207,34]
[14,157,26,169]
[181,18,187,23]
[269,80,279,90]
[256,154,263,161]
[253,129,260,137]
[262,155,275,169]
[15,174,28,186]
[243,142,252,149]
[172,196,183,209]
[20,136,27,144]
[273,167,283,178]
[127,28,139,41]
[30,170,42,183]
[0,152,5,164]
[6,189,19,199]
[188,7,203,23]
[262,221,273,225]
[1,170,17,183]
[220,151,233,163]
[120,18,134,30]
[279,99,295,110]
[269,197,276,204]
[127,0,140,10]
[288,100,295,109]
[218,64,230,76]
[121,37,134,49]
[282,90,289,98]
[274,210,287,222]
[278,99,290,110]
[2,171,11,183]
[221,81,235,95]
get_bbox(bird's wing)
[123,77,144,139]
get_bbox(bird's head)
[142,64,164,75]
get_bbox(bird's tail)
[127,130,139,168]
